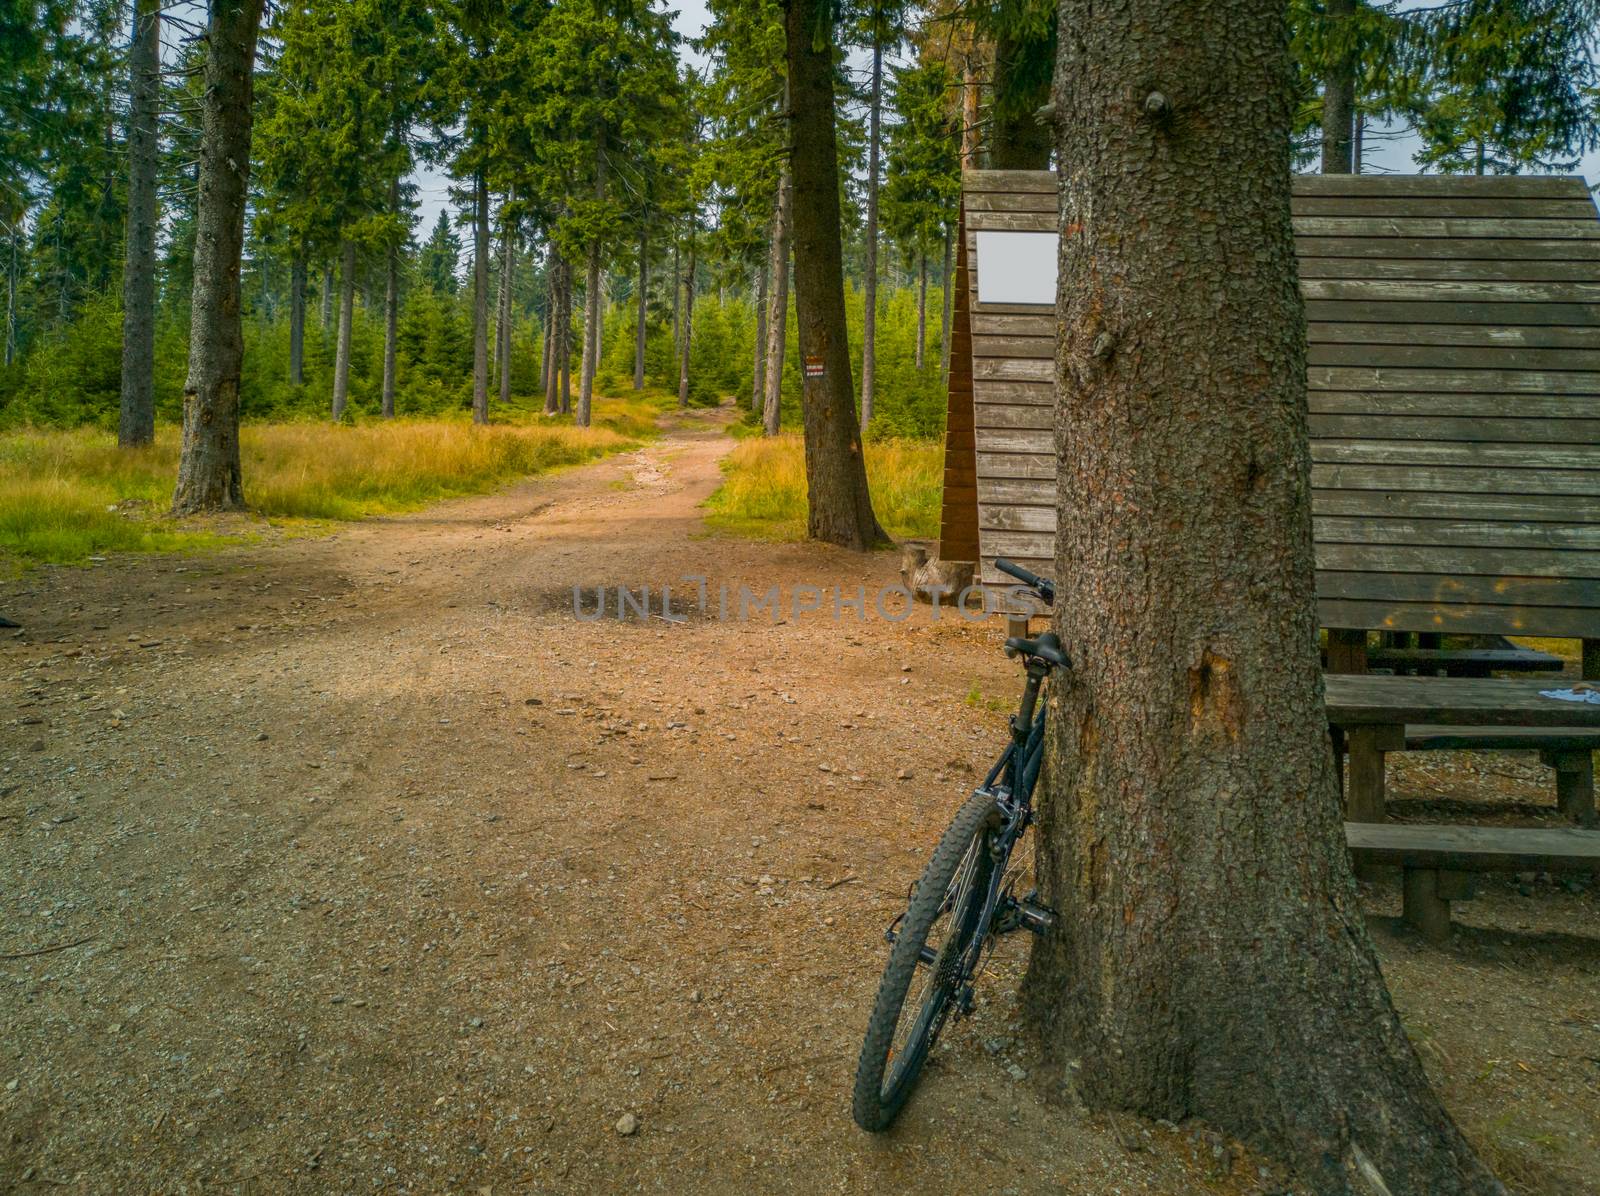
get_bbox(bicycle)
[851,557,1068,1132]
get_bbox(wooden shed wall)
[955,170,1600,639]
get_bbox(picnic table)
[1324,675,1600,825]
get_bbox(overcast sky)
[408,0,1600,237]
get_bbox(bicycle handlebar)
[994,558,1055,606]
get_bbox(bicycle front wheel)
[852,790,1001,1131]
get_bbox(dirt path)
[3,406,1597,1194]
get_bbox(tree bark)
[961,57,980,167]
[172,0,264,514]
[763,149,792,438]
[677,224,696,410]
[321,265,333,331]
[332,238,356,421]
[783,0,884,549]
[471,171,489,424]
[752,258,768,412]
[670,239,681,378]
[289,255,306,386]
[118,0,160,448]
[633,225,648,391]
[498,208,516,409]
[1023,3,1503,1193]
[940,222,953,382]
[860,34,883,433]
[1321,0,1356,174]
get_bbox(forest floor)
[2,404,1597,1196]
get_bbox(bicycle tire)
[852,789,1002,1131]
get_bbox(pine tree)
[118,0,161,446]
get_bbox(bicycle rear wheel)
[852,790,1001,1131]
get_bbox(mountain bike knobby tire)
[852,790,1001,1131]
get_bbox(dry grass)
[0,404,648,566]
[702,433,941,543]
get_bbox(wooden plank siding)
[958,170,1600,640]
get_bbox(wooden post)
[1326,629,1368,674]
[1343,724,1403,822]
[1582,637,1599,681]
[1540,748,1596,826]
[1401,867,1472,946]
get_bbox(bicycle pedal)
[1018,897,1057,935]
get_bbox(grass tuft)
[702,433,941,544]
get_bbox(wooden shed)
[939,169,1600,640]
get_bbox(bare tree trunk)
[4,228,17,367]
[289,255,306,386]
[751,258,768,412]
[915,249,927,369]
[118,0,160,447]
[172,0,264,514]
[383,234,398,417]
[763,163,792,438]
[579,238,602,426]
[331,239,356,421]
[543,254,559,414]
[498,209,516,409]
[633,226,649,391]
[1321,0,1356,174]
[860,34,883,432]
[961,57,980,167]
[670,239,681,376]
[559,263,572,415]
[784,0,883,549]
[321,264,333,330]
[1025,3,1502,1192]
[677,224,696,410]
[940,222,953,382]
[471,171,489,424]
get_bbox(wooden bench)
[1325,676,1600,826]
[1346,822,1600,944]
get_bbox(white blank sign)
[974,231,1059,306]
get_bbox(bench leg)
[1401,868,1473,945]
[1540,748,1596,827]
[1344,726,1400,823]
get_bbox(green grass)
[0,395,662,567]
[702,433,942,543]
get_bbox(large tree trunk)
[289,255,306,386]
[860,34,883,433]
[762,156,792,438]
[331,238,356,421]
[1023,3,1502,1193]
[633,225,649,391]
[172,0,264,514]
[751,258,768,412]
[498,209,516,409]
[676,224,696,410]
[471,171,489,424]
[118,0,160,448]
[940,223,953,382]
[1321,0,1356,174]
[783,0,883,550]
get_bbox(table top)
[1324,674,1600,728]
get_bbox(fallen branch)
[1,936,96,961]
